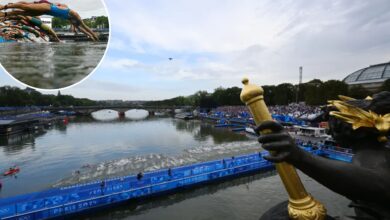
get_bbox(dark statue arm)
[257,121,390,204]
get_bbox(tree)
[296,83,308,103]
[349,85,370,99]
[211,87,241,106]
[381,79,390,92]
[273,83,295,105]
[321,80,349,103]
[263,85,276,105]
[52,17,70,29]
[94,16,109,28]
[0,86,97,107]
[304,79,323,105]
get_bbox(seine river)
[0,110,353,219]
[0,42,106,89]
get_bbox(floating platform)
[0,148,352,220]
[231,127,245,132]
[317,148,353,163]
[0,113,63,137]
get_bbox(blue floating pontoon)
[0,148,352,220]
[317,148,353,163]
[231,127,246,132]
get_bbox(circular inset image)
[0,0,109,89]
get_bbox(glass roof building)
[343,62,390,91]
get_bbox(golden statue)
[241,79,390,219]
[240,78,326,220]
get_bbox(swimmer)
[137,172,143,181]
[5,24,42,38]
[0,25,38,42]
[4,15,57,41]
[0,2,98,41]
[19,15,60,42]
[12,30,34,42]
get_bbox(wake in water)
[54,140,262,187]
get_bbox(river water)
[0,110,354,219]
[0,42,106,89]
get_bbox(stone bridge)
[41,105,190,116]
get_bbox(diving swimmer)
[0,1,98,41]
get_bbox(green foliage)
[146,79,352,107]
[304,83,323,105]
[212,87,241,106]
[303,80,349,105]
[91,16,109,28]
[145,87,241,107]
[52,17,70,28]
[381,79,390,91]
[52,16,109,29]
[262,85,276,105]
[321,80,349,102]
[273,83,295,105]
[349,85,370,99]
[3,79,386,108]
[0,86,96,107]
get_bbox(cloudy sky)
[1,0,390,100]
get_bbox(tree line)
[1,79,389,108]
[146,79,390,108]
[52,16,109,29]
[0,87,96,107]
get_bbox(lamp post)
[296,66,303,103]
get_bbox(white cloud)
[109,0,291,53]
[105,0,390,85]
[102,58,140,69]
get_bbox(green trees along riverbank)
[1,79,389,107]
[146,79,390,108]
[0,87,96,107]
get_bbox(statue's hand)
[256,120,302,164]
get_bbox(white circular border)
[0,0,112,92]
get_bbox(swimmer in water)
[0,25,38,42]
[0,2,98,41]
[3,23,42,39]
[0,28,34,42]
[5,15,60,42]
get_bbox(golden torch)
[240,78,326,220]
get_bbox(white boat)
[175,113,194,120]
[294,126,328,138]
[245,127,257,135]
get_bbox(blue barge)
[317,148,353,163]
[0,149,352,220]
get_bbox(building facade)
[343,62,390,92]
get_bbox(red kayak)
[3,167,20,176]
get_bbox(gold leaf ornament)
[328,96,390,142]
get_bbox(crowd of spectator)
[269,103,322,119]
[212,103,322,120]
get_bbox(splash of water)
[54,140,262,187]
